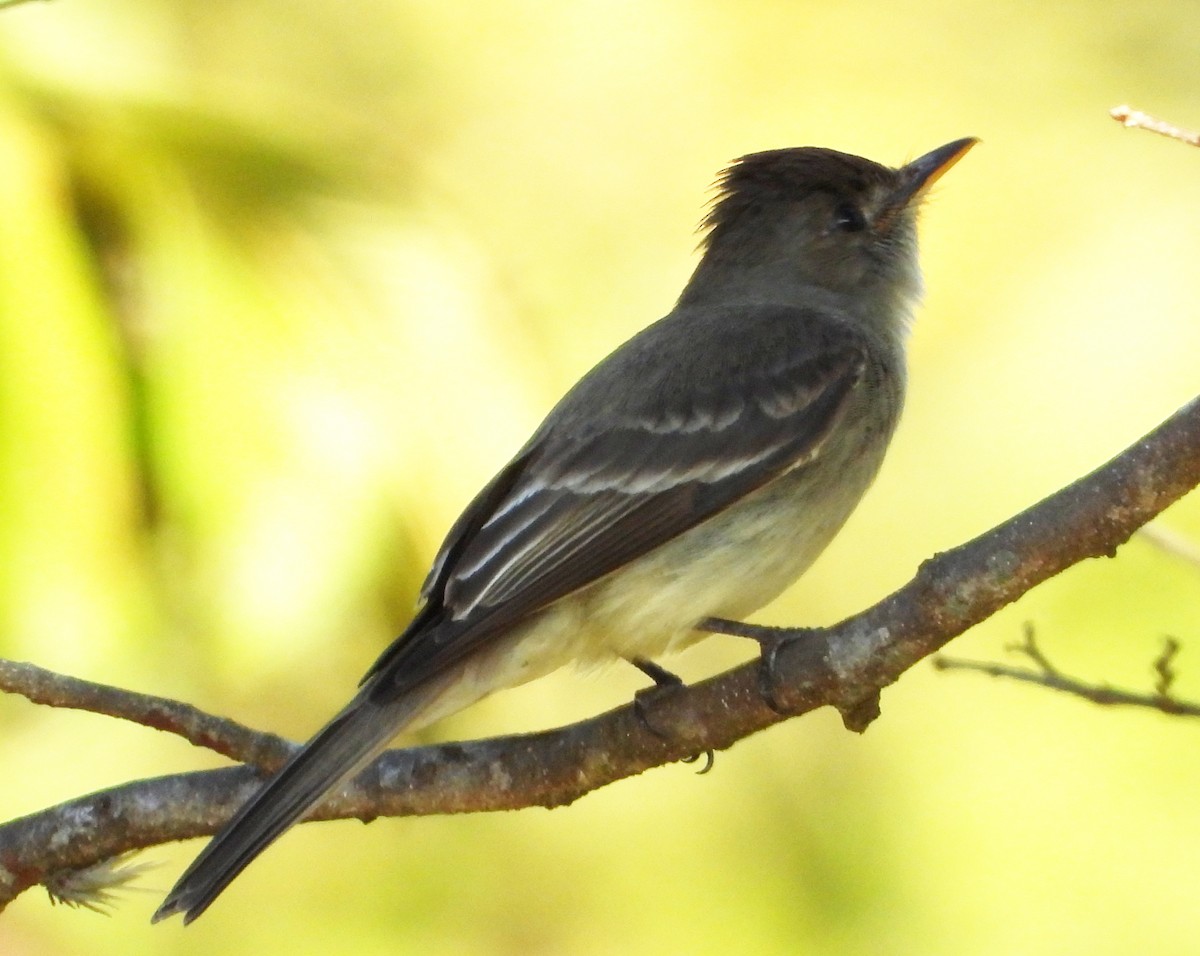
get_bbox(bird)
[154,136,975,924]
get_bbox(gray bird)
[154,136,975,924]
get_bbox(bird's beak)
[893,137,978,208]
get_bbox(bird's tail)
[153,679,439,925]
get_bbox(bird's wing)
[366,308,871,695]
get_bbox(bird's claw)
[629,658,714,773]
[680,750,715,774]
[756,636,792,716]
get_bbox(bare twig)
[1138,523,1200,571]
[935,628,1200,719]
[1,389,1199,912]
[1008,622,1060,675]
[0,659,293,770]
[1153,637,1181,698]
[1110,105,1200,147]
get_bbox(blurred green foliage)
[1,1,1200,954]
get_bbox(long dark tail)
[153,682,434,924]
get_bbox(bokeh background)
[1,1,1199,953]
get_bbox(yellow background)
[1,1,1199,954]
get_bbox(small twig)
[1007,622,1060,675]
[1138,523,1200,571]
[0,659,293,770]
[1110,105,1200,147]
[935,629,1200,719]
[1153,637,1181,698]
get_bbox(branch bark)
[2,393,1199,913]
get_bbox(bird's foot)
[700,618,816,716]
[629,658,714,774]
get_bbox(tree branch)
[2,392,1199,913]
[934,626,1200,718]
[0,659,293,769]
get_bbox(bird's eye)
[832,201,867,233]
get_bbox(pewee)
[156,136,975,923]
